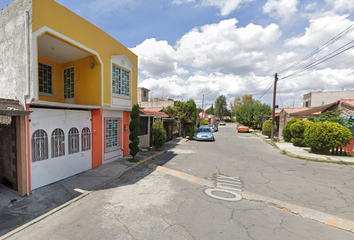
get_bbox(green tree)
[235,103,271,129]
[262,120,277,138]
[309,110,354,128]
[151,118,166,149]
[176,99,197,138]
[129,104,140,159]
[241,94,261,106]
[206,104,214,115]
[196,107,203,116]
[229,94,261,117]
[162,106,177,118]
[215,95,227,119]
[304,121,353,153]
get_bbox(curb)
[254,132,354,164]
[0,148,174,240]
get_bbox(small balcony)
[35,33,101,107]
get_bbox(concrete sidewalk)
[255,133,354,163]
[0,137,188,237]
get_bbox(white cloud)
[326,0,354,13]
[285,13,354,48]
[130,39,189,77]
[172,0,255,16]
[304,2,318,11]
[263,0,299,24]
[201,0,255,16]
[132,19,281,77]
[139,73,274,108]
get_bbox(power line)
[279,40,354,81]
[257,81,274,100]
[278,23,354,74]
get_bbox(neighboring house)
[277,107,321,140]
[138,87,150,103]
[278,99,354,140]
[303,90,354,107]
[0,0,137,195]
[137,87,180,144]
[198,112,216,124]
[138,87,178,108]
[294,99,354,117]
[139,107,168,148]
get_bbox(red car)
[237,125,249,133]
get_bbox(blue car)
[195,127,215,141]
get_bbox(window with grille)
[68,127,79,154]
[112,64,130,96]
[139,117,148,135]
[64,67,75,99]
[105,118,121,150]
[81,127,91,151]
[31,129,48,162]
[51,128,65,158]
[38,63,53,94]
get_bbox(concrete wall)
[138,87,149,103]
[303,90,354,107]
[140,100,175,108]
[0,117,17,190]
[0,0,33,107]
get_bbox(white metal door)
[30,108,92,190]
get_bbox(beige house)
[303,90,354,107]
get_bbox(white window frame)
[51,128,65,158]
[105,118,122,151]
[31,129,48,162]
[81,127,91,152]
[112,64,130,97]
[68,127,80,154]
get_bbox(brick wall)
[0,116,17,190]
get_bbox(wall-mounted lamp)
[124,124,128,131]
[91,63,95,69]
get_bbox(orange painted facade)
[91,109,103,169]
[123,111,130,156]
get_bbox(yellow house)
[0,0,137,195]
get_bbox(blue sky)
[1,0,354,109]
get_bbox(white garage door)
[30,108,92,190]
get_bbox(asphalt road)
[6,124,354,239]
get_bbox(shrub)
[262,120,277,137]
[129,104,140,158]
[304,121,353,153]
[152,118,166,149]
[291,138,307,147]
[200,119,208,126]
[290,120,313,147]
[282,118,300,142]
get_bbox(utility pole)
[271,73,278,140]
[202,91,213,120]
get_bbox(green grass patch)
[280,150,287,155]
[127,158,140,163]
[10,199,17,204]
[265,140,279,149]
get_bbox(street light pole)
[202,91,213,120]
